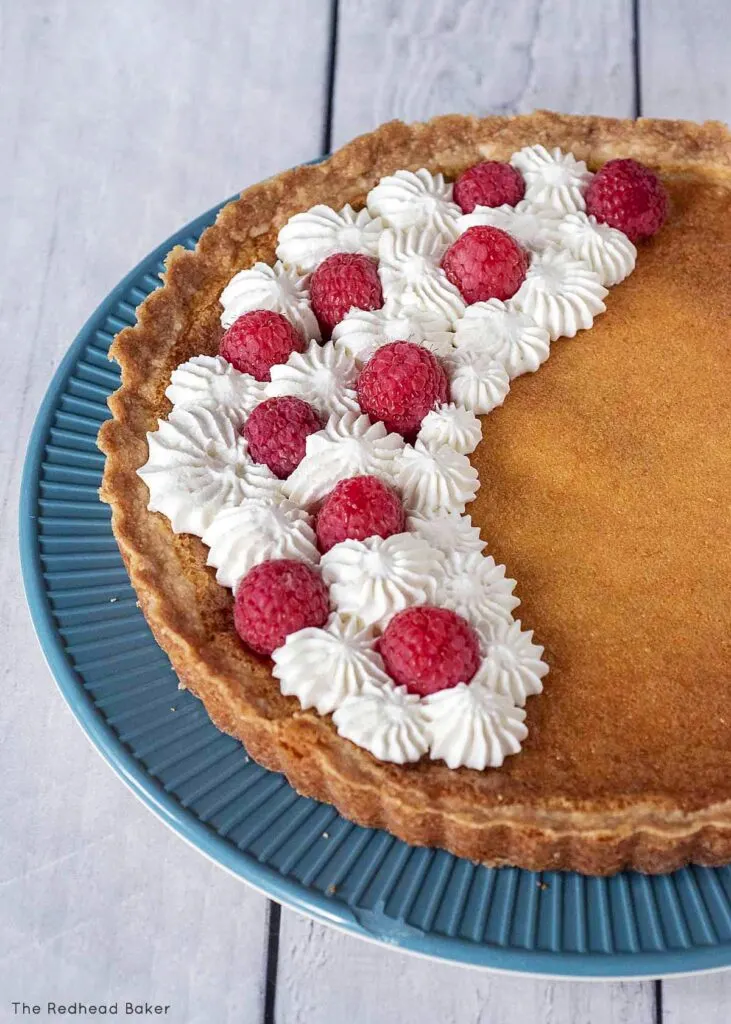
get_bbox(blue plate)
[20,193,731,978]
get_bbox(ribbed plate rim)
[18,189,731,978]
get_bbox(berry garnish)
[220,309,306,382]
[310,253,384,337]
[453,161,525,213]
[585,158,669,241]
[356,341,448,438]
[316,475,405,553]
[379,606,481,696]
[442,226,529,304]
[234,559,329,656]
[243,396,322,478]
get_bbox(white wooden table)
[2,1,729,1021]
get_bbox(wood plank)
[640,0,731,121]
[276,912,654,1024]
[639,3,731,1019]
[279,2,655,1021]
[331,0,635,148]
[0,1,331,1020]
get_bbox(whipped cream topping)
[396,440,479,517]
[378,226,466,325]
[272,614,390,716]
[417,403,482,455]
[219,261,320,341]
[510,247,608,340]
[284,412,404,508]
[436,551,520,633]
[406,511,486,556]
[474,618,549,707]
[276,203,382,272]
[557,212,637,287]
[457,199,563,253]
[510,145,593,214]
[424,681,527,769]
[138,405,282,536]
[165,355,265,422]
[333,682,430,764]
[202,498,318,591]
[453,299,550,380]
[320,533,442,630]
[367,168,461,239]
[444,346,511,414]
[265,339,359,418]
[332,305,455,364]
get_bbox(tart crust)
[99,111,731,875]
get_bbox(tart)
[99,111,731,875]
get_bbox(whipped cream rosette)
[273,614,390,716]
[457,199,563,253]
[417,403,482,455]
[396,440,479,517]
[367,168,461,239]
[265,339,359,418]
[436,551,520,634]
[510,144,593,213]
[202,498,318,591]
[444,346,511,414]
[423,682,528,769]
[284,412,404,508]
[138,405,283,536]
[557,211,637,287]
[510,247,608,340]
[405,512,486,556]
[220,260,320,340]
[320,533,442,630]
[333,682,430,764]
[276,203,382,272]
[453,299,550,380]
[378,226,466,325]
[473,618,549,706]
[165,355,265,422]
[332,306,454,363]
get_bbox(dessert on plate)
[99,111,731,875]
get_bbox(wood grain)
[640,0,731,121]
[276,914,654,1024]
[331,0,635,148]
[0,1,331,1020]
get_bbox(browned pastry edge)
[98,111,731,875]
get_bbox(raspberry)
[442,226,529,304]
[453,161,525,213]
[379,606,481,696]
[356,342,448,438]
[316,475,405,553]
[585,158,668,242]
[310,253,383,336]
[243,396,322,478]
[234,559,329,656]
[220,309,305,382]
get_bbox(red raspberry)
[453,161,525,213]
[585,158,669,241]
[243,396,322,478]
[220,309,305,382]
[379,606,481,696]
[442,226,529,304]
[234,559,329,656]
[310,253,383,336]
[356,341,448,438]
[316,475,405,553]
